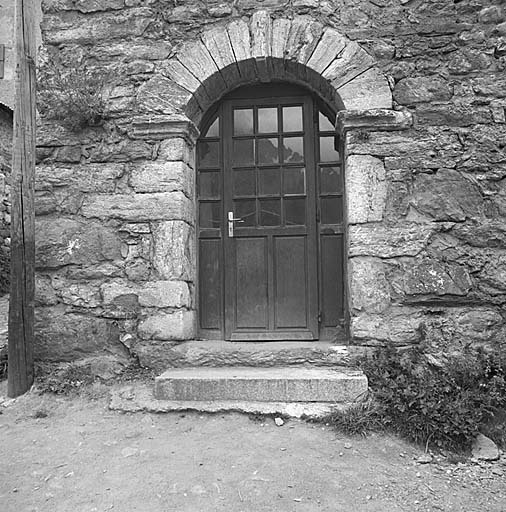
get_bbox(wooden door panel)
[198,239,222,330]
[274,236,308,329]
[235,237,268,329]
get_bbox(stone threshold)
[138,339,355,371]
[109,384,353,419]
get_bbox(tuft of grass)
[321,399,384,437]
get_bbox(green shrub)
[359,345,506,452]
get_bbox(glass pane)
[233,139,255,166]
[198,172,220,199]
[284,198,306,226]
[283,168,305,195]
[204,117,219,137]
[259,168,280,196]
[320,166,342,194]
[321,197,343,224]
[257,138,279,164]
[258,107,278,133]
[259,199,281,226]
[282,137,304,163]
[198,141,219,168]
[283,106,303,132]
[234,169,255,197]
[319,111,335,132]
[234,108,253,135]
[235,199,256,227]
[319,136,340,162]
[199,202,221,229]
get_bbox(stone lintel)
[130,115,199,144]
[336,109,413,136]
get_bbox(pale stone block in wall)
[152,221,195,281]
[129,161,193,196]
[226,19,256,83]
[393,76,453,105]
[81,191,194,223]
[346,154,386,224]
[56,281,102,308]
[158,139,194,168]
[101,280,191,308]
[36,164,125,193]
[138,310,195,341]
[350,308,424,345]
[391,260,473,299]
[201,27,241,87]
[36,218,122,268]
[349,257,391,314]
[409,169,483,222]
[337,67,392,110]
[250,10,272,82]
[137,75,192,115]
[176,41,227,97]
[323,40,375,90]
[162,59,203,96]
[42,8,152,45]
[349,223,436,258]
[307,27,346,74]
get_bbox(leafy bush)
[37,60,113,131]
[358,345,506,452]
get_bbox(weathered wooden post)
[8,0,36,397]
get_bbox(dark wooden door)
[197,85,345,341]
[223,97,318,340]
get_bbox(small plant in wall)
[37,58,115,131]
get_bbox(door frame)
[196,83,346,341]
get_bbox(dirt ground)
[1,381,506,512]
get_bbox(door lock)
[227,211,244,237]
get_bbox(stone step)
[154,367,368,403]
[139,339,356,372]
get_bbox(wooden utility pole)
[8,0,36,397]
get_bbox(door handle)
[227,211,244,237]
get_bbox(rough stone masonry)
[35,0,506,366]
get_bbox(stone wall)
[0,106,12,295]
[36,0,506,364]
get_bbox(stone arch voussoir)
[159,11,392,127]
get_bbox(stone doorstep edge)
[109,384,359,419]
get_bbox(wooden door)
[197,85,345,341]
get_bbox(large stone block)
[337,67,392,110]
[129,161,193,195]
[136,75,191,115]
[201,26,241,87]
[351,308,424,345]
[349,257,391,313]
[307,27,346,73]
[36,218,122,268]
[36,163,125,193]
[250,10,272,81]
[151,221,195,281]
[409,169,483,222]
[42,8,152,44]
[346,155,386,224]
[35,307,126,362]
[391,260,473,300]
[138,310,195,340]
[226,19,256,83]
[349,223,436,258]
[101,280,191,308]
[81,191,193,223]
[393,77,453,105]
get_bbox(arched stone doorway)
[130,11,412,352]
